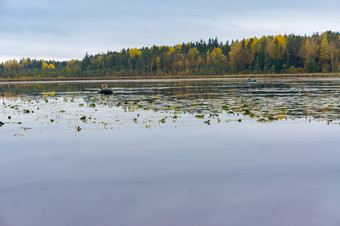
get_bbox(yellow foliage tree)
[319,34,330,71]
[48,64,56,70]
[169,46,176,53]
[188,47,199,60]
[267,35,287,60]
[129,48,142,58]
[302,37,319,70]
[249,37,259,66]
[229,42,242,71]
[42,61,49,70]
[66,59,80,70]
[175,44,182,51]
[210,47,226,64]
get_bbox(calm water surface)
[0,78,340,226]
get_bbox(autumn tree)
[229,41,248,73]
[42,61,49,70]
[319,34,330,72]
[48,64,56,70]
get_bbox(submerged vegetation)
[0,31,339,80]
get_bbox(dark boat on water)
[98,83,113,95]
[99,88,113,95]
[247,78,257,82]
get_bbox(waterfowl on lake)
[247,78,257,82]
[101,83,108,89]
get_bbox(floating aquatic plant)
[222,104,229,110]
[195,114,205,119]
[268,116,278,121]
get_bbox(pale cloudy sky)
[0,0,339,62]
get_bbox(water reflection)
[1,78,340,226]
[1,78,340,133]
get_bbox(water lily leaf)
[195,114,204,119]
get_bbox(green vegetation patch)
[195,114,205,119]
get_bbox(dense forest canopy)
[1,31,339,79]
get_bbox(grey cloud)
[0,0,339,62]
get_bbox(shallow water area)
[1,77,340,226]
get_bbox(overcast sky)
[0,0,339,62]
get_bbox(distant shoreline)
[1,73,340,84]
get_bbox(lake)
[1,77,340,226]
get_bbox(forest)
[0,31,339,79]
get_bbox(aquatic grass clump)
[222,104,229,110]
[268,116,278,121]
[257,118,267,122]
[195,114,205,119]
[0,121,4,127]
[80,116,87,122]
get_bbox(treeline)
[1,31,339,79]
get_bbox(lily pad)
[222,104,229,110]
[195,114,205,119]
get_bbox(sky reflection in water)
[0,78,340,226]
